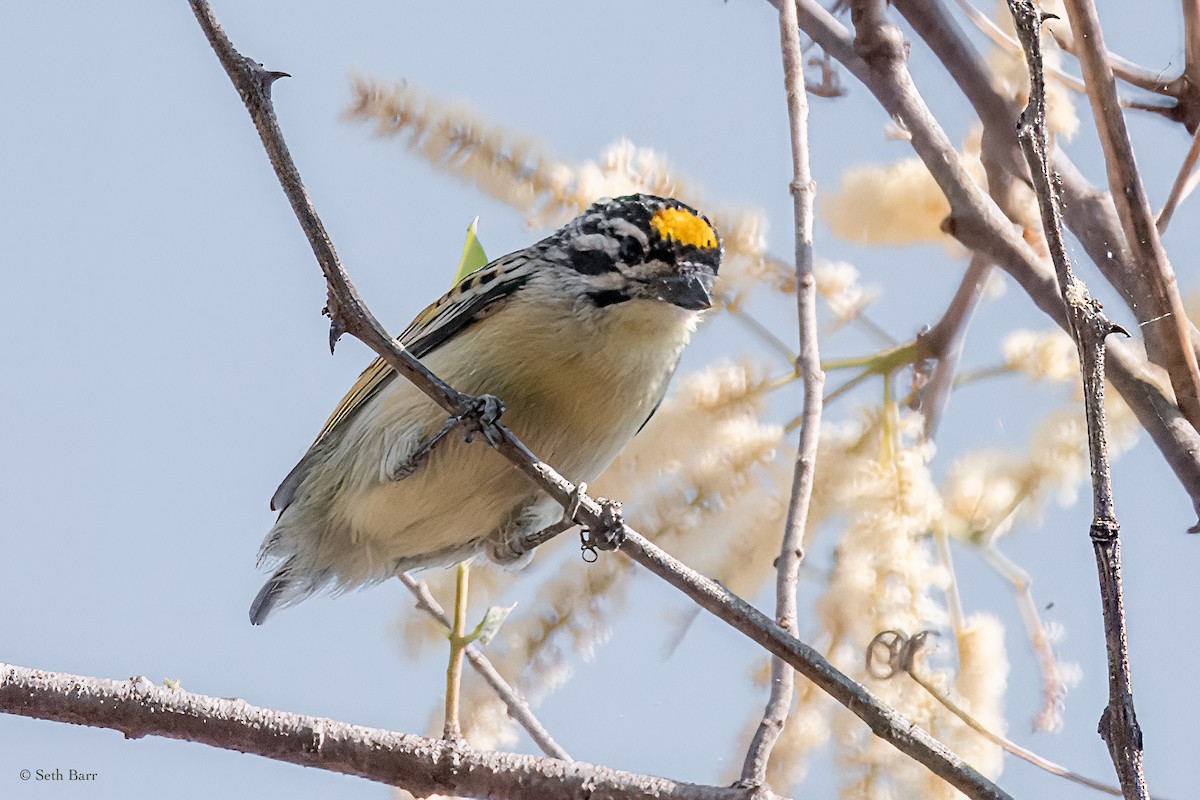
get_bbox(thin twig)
[953,0,1176,102]
[1048,27,1175,96]
[399,574,573,762]
[1155,124,1200,233]
[976,543,1067,732]
[190,3,1014,797]
[947,0,1088,95]
[1006,3,1149,797]
[865,631,1143,799]
[740,0,824,786]
[1060,0,1200,433]
[0,662,757,800]
[1185,0,1200,83]
[917,254,991,438]
[895,2,1169,346]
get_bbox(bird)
[250,194,722,624]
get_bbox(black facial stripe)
[587,288,633,307]
[619,236,645,263]
[570,247,618,275]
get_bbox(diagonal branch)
[619,533,1010,800]
[399,574,572,762]
[1048,25,1177,97]
[187,2,1013,798]
[189,0,604,540]
[1006,3,1149,797]
[1061,0,1200,433]
[867,631,1143,799]
[1155,124,1200,233]
[1176,0,1200,131]
[0,663,756,800]
[917,254,991,439]
[740,0,824,786]
[894,0,1189,361]
[788,0,1200,521]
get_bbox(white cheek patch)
[603,217,650,248]
[623,258,671,283]
[583,270,629,291]
[571,233,619,256]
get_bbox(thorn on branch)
[327,316,347,353]
[323,292,353,354]
[246,63,290,97]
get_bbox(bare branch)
[1006,2,1149,796]
[1155,124,1200,233]
[917,254,991,438]
[1178,0,1200,131]
[740,0,824,785]
[0,663,757,800]
[947,0,1091,95]
[399,574,573,762]
[800,0,1200,520]
[1061,0,1200,433]
[620,533,1012,800]
[866,631,1137,799]
[1185,0,1200,81]
[1048,26,1176,96]
[977,544,1069,733]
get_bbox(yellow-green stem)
[821,340,919,373]
[443,562,470,739]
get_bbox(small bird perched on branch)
[250,194,722,624]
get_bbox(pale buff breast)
[317,295,698,578]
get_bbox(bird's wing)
[270,254,534,511]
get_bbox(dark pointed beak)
[649,269,715,311]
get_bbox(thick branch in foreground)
[187,2,1011,798]
[1006,3,1149,799]
[0,663,755,800]
[741,0,824,787]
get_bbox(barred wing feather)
[269,255,532,511]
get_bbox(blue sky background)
[2,2,1196,798]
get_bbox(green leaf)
[469,603,517,646]
[453,216,489,284]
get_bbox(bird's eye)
[618,237,644,263]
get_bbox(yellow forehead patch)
[650,207,718,250]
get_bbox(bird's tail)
[249,558,311,625]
